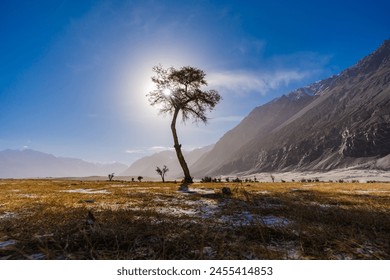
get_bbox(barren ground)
[0,179,389,259]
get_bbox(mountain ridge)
[120,145,214,178]
[0,149,128,178]
[191,39,390,177]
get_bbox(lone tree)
[148,65,221,183]
[156,165,169,183]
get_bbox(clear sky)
[1,0,389,164]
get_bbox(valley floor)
[0,179,389,259]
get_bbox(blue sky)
[1,0,389,164]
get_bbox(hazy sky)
[1,0,389,164]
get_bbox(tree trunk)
[171,108,193,183]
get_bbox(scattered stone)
[86,211,96,226]
[178,184,189,192]
[222,187,232,195]
[80,199,95,203]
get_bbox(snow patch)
[0,240,16,248]
[60,188,110,194]
[0,212,17,220]
[220,212,291,227]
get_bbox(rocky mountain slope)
[120,145,214,178]
[192,39,390,177]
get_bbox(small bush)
[201,176,212,183]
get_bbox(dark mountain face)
[190,90,315,177]
[193,40,390,177]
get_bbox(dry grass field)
[0,179,389,259]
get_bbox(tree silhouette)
[156,165,169,183]
[148,65,221,183]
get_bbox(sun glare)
[163,88,172,96]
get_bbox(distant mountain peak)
[286,87,314,101]
[343,38,390,76]
[0,149,128,178]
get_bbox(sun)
[163,88,172,96]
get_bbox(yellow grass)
[0,179,389,259]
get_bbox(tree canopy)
[148,65,221,124]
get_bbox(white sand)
[236,168,390,182]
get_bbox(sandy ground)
[23,168,390,183]
[245,168,390,182]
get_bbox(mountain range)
[0,149,127,178]
[191,39,390,177]
[1,40,389,179]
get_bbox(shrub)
[201,176,212,183]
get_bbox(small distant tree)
[201,176,212,183]
[108,173,114,181]
[156,165,169,183]
[233,177,242,183]
[137,176,143,182]
[147,65,221,184]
